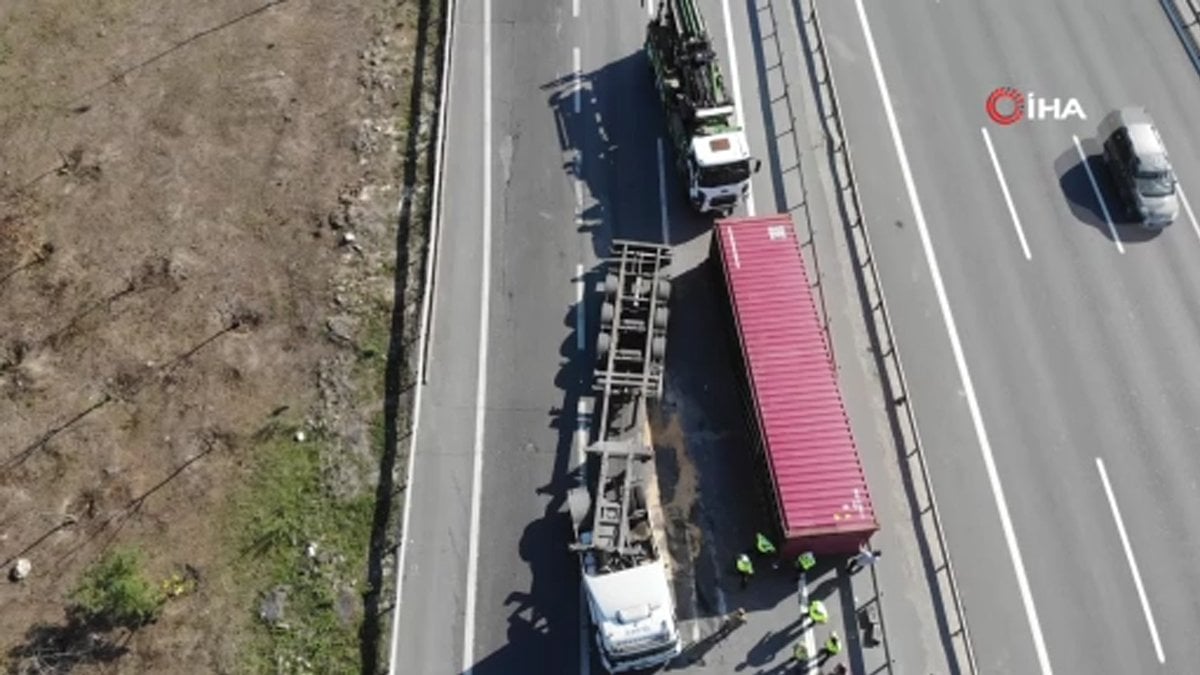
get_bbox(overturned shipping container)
[711,215,878,556]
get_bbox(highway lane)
[468,0,802,669]
[640,2,958,673]
[397,0,947,672]
[818,0,1200,672]
[466,0,591,672]
[395,0,702,672]
[390,0,488,670]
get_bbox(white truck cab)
[582,559,682,672]
[688,123,760,216]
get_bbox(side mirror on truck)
[753,159,762,174]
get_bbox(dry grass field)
[0,0,441,671]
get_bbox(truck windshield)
[698,160,751,188]
[1135,170,1175,198]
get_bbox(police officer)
[755,532,776,557]
[794,550,816,581]
[735,553,754,589]
[807,599,829,625]
[824,631,843,657]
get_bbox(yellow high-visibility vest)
[755,533,776,554]
[825,633,843,654]
[808,600,829,624]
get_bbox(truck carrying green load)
[646,0,761,216]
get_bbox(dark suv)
[1099,107,1179,229]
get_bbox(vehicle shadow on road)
[1056,145,1162,244]
[469,275,600,675]
[542,50,713,256]
[469,508,582,675]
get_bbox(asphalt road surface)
[391,0,715,672]
[818,0,1200,673]
[391,0,972,672]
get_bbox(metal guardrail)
[801,2,979,673]
[387,0,457,672]
[419,0,459,385]
[1161,0,1200,75]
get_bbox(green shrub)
[70,548,164,629]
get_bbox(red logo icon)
[986,87,1025,126]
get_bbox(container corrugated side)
[712,215,878,555]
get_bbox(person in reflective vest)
[807,599,829,625]
[735,553,754,589]
[755,532,776,556]
[792,641,809,662]
[823,631,843,657]
[794,550,816,580]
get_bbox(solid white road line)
[657,138,670,245]
[576,264,585,351]
[1095,457,1166,663]
[576,395,592,675]
[980,127,1031,260]
[852,1,1053,673]
[718,0,755,216]
[573,47,581,115]
[1071,134,1124,255]
[1176,184,1200,244]
[647,0,655,18]
[799,574,816,674]
[462,0,492,671]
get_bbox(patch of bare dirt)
[0,0,425,670]
[652,409,705,562]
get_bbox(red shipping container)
[711,215,878,556]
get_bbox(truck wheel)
[604,274,619,294]
[653,307,670,329]
[597,332,612,357]
[651,336,666,361]
[600,302,615,325]
[655,279,672,302]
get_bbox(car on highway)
[1099,107,1179,229]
